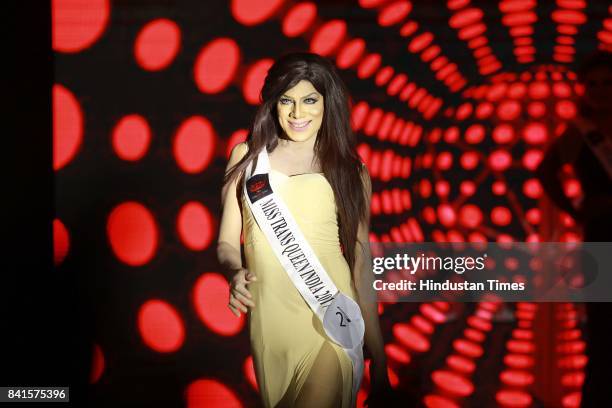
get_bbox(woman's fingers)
[232,290,255,308]
[238,272,257,286]
[228,302,240,317]
[229,295,248,314]
[228,269,257,316]
[235,282,253,299]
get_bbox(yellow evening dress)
[241,168,360,408]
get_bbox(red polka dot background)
[51,0,611,406]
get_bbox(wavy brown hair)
[223,52,367,277]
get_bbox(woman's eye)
[280,97,318,104]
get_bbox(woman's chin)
[284,131,316,142]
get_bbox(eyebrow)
[280,92,320,99]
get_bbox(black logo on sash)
[246,174,272,203]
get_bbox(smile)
[288,121,311,131]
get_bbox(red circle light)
[493,125,515,144]
[459,204,483,228]
[465,124,485,144]
[358,53,382,78]
[553,82,572,98]
[53,218,70,266]
[409,32,434,53]
[437,204,457,227]
[134,19,181,71]
[111,114,151,161]
[492,181,507,195]
[107,202,159,266]
[194,38,240,94]
[458,23,486,40]
[400,20,419,37]
[375,66,395,86]
[460,181,476,196]
[491,206,512,226]
[489,149,512,171]
[185,379,242,408]
[177,202,215,250]
[460,151,479,170]
[497,100,521,120]
[310,20,347,56]
[52,0,110,53]
[527,101,546,118]
[90,344,105,384]
[556,100,577,119]
[138,299,185,352]
[523,122,548,144]
[449,8,483,29]
[475,102,494,119]
[243,59,274,105]
[230,0,284,26]
[423,395,460,408]
[393,323,430,352]
[379,1,412,26]
[551,10,586,25]
[523,178,543,198]
[337,38,366,69]
[193,273,244,336]
[431,370,474,397]
[508,82,527,98]
[173,116,217,173]
[529,82,550,99]
[502,11,537,26]
[53,84,84,170]
[282,2,316,37]
[352,102,370,131]
[495,390,532,407]
[522,149,543,170]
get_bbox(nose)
[290,102,303,119]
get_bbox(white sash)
[243,147,365,407]
[581,130,612,180]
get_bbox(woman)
[217,52,391,407]
[536,51,612,407]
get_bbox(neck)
[278,135,317,153]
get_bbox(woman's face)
[276,80,324,142]
[583,66,612,112]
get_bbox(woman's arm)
[217,142,256,316]
[353,165,390,388]
[218,142,248,272]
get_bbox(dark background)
[12,0,611,407]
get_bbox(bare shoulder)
[228,142,249,166]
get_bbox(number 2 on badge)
[336,306,351,327]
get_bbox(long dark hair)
[224,52,367,277]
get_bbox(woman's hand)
[228,268,257,317]
[364,358,394,407]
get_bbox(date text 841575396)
[0,387,69,402]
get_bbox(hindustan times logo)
[372,253,487,275]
